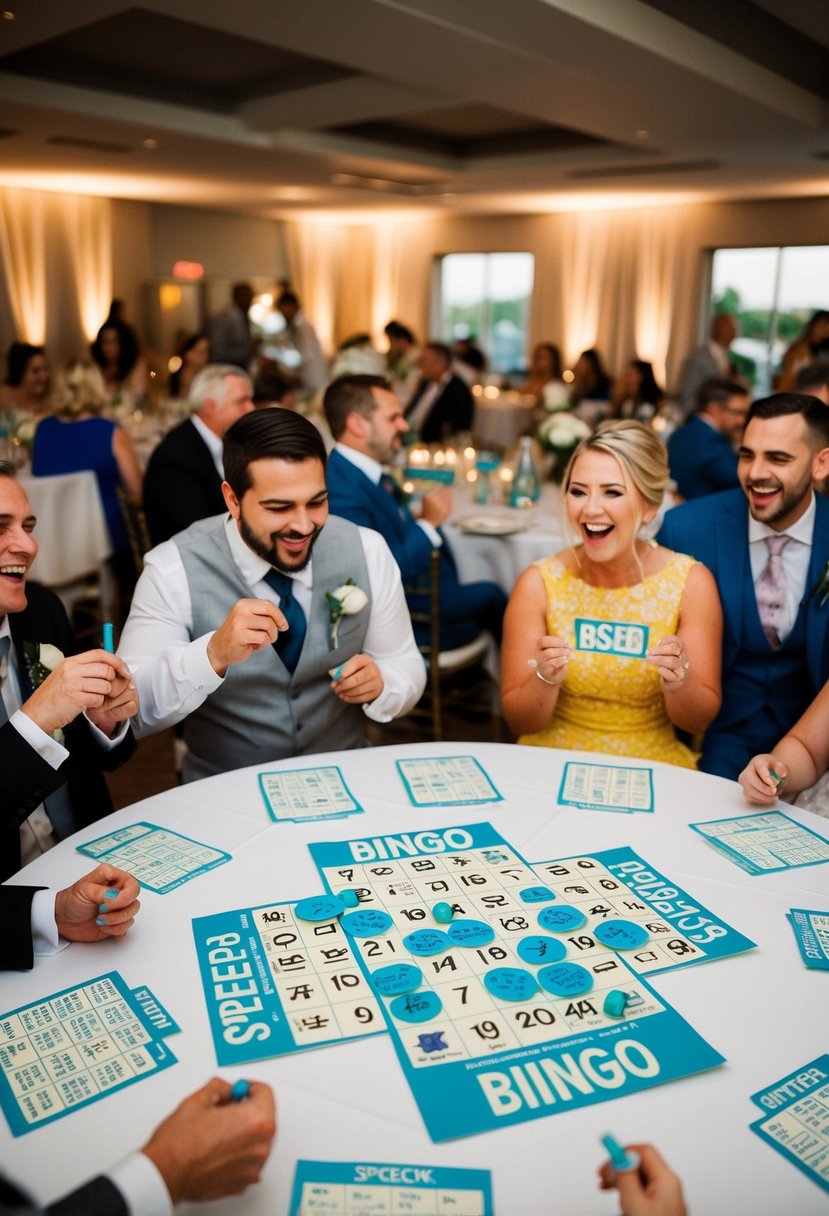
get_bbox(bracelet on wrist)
[535,667,561,687]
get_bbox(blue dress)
[32,416,127,550]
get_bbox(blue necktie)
[264,568,307,674]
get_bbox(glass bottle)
[510,436,542,507]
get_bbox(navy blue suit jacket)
[657,488,829,703]
[326,449,435,584]
[667,416,739,500]
[143,418,225,546]
[405,374,474,444]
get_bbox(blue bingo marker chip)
[371,962,423,996]
[593,920,649,951]
[432,901,454,922]
[484,967,538,1002]
[517,935,567,966]
[446,919,495,947]
[102,622,114,653]
[390,990,443,1024]
[341,908,394,937]
[338,889,360,908]
[601,1133,641,1173]
[537,961,593,996]
[294,894,346,922]
[519,886,557,904]
[537,904,587,933]
[403,928,453,956]
[230,1079,250,1102]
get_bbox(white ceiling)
[0,0,826,219]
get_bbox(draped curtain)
[0,188,47,344]
[282,220,348,356]
[61,195,113,341]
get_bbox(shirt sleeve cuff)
[110,1153,173,1216]
[415,519,443,548]
[10,709,70,769]
[82,715,131,749]
[183,632,226,692]
[31,889,67,956]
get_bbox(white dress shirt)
[333,442,443,548]
[190,412,225,480]
[748,492,815,642]
[120,514,425,737]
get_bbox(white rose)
[39,643,65,671]
[542,381,569,411]
[331,584,368,615]
[16,418,36,442]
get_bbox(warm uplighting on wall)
[159,284,182,310]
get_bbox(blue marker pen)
[601,1133,640,1173]
[330,662,346,681]
[102,622,115,653]
[230,1079,250,1102]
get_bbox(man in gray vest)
[120,409,425,781]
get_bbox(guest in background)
[405,342,475,443]
[740,678,829,813]
[207,282,257,371]
[451,336,487,385]
[276,290,328,393]
[570,348,612,405]
[502,420,721,767]
[521,342,565,405]
[90,317,146,408]
[253,371,300,411]
[384,320,420,402]
[611,359,664,421]
[168,332,210,400]
[677,312,739,418]
[776,310,829,391]
[143,364,253,546]
[658,393,829,779]
[0,342,51,417]
[667,377,748,500]
[31,357,143,586]
[794,358,829,405]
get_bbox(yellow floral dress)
[520,552,698,768]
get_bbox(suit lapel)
[718,495,749,650]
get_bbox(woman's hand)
[531,635,574,686]
[739,755,787,804]
[646,634,690,689]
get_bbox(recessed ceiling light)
[142,138,158,150]
[2,11,15,21]
[635,129,650,141]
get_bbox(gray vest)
[177,514,371,780]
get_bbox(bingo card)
[750,1054,829,1195]
[77,821,230,894]
[289,1161,493,1215]
[557,762,654,813]
[396,756,503,807]
[259,766,363,822]
[690,811,829,875]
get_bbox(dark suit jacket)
[0,1170,126,1215]
[657,488,829,710]
[405,374,474,444]
[326,449,434,584]
[143,418,225,545]
[2,584,135,882]
[667,415,739,500]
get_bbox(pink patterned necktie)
[755,535,791,648]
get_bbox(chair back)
[116,486,151,575]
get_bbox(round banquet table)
[3,742,828,1215]
[18,470,112,585]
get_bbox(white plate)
[455,515,528,536]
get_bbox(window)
[709,246,829,394]
[435,252,534,376]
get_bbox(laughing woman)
[501,420,722,767]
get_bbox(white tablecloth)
[19,470,112,585]
[444,482,568,595]
[472,392,535,451]
[3,742,828,1215]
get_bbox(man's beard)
[239,511,322,573]
[745,471,812,527]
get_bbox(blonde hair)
[53,357,108,418]
[563,418,667,509]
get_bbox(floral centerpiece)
[15,415,38,455]
[536,411,591,483]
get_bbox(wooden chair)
[116,486,152,575]
[405,549,491,740]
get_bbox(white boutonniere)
[23,641,65,690]
[813,558,829,608]
[327,579,368,648]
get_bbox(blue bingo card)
[788,909,829,970]
[0,973,177,1137]
[192,899,382,1066]
[557,762,654,813]
[259,766,363,822]
[396,755,503,807]
[574,618,649,658]
[77,821,231,894]
[289,1160,493,1214]
[689,811,829,875]
[310,823,724,1142]
[750,1055,829,1195]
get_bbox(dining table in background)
[471,387,536,452]
[3,740,827,1215]
[19,469,112,587]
